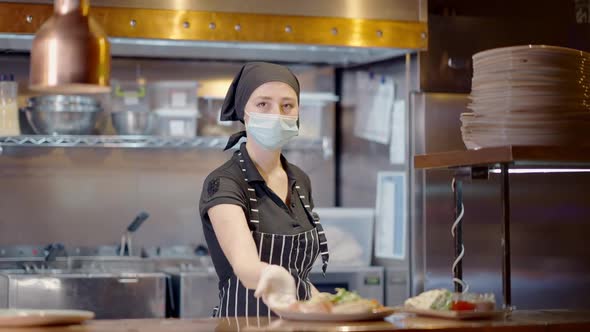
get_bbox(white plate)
[473,45,590,61]
[274,307,396,322]
[0,309,94,327]
[396,307,507,320]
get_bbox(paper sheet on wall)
[341,71,357,107]
[389,100,406,164]
[375,172,407,260]
[376,176,396,259]
[353,72,395,144]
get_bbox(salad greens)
[330,288,362,304]
[429,289,452,310]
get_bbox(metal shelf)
[0,135,332,158]
[414,145,590,169]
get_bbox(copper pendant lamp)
[29,0,111,94]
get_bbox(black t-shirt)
[199,143,315,287]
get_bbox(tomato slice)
[451,300,477,311]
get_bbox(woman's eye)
[257,102,267,108]
[282,104,294,110]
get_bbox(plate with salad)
[273,288,395,322]
[398,289,507,320]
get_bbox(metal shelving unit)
[0,135,333,158]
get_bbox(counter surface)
[0,310,589,332]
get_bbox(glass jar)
[0,75,20,136]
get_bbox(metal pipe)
[500,163,512,308]
[334,68,343,206]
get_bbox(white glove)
[254,265,297,310]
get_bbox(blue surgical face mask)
[245,111,299,150]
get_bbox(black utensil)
[127,211,150,233]
[44,243,67,262]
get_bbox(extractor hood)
[0,0,427,65]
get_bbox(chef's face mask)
[245,111,299,150]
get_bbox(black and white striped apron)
[215,151,329,318]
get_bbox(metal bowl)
[111,111,156,135]
[28,95,101,108]
[25,108,101,135]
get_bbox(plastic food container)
[312,208,375,268]
[111,80,149,112]
[0,74,20,136]
[150,81,198,110]
[197,96,243,136]
[298,93,338,138]
[155,109,199,137]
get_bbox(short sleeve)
[304,174,314,211]
[199,175,247,221]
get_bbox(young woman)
[199,62,329,318]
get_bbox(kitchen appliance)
[309,266,385,304]
[29,0,111,94]
[142,245,216,318]
[165,268,219,318]
[0,272,166,319]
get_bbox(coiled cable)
[451,178,469,293]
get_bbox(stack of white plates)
[462,45,590,149]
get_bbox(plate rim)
[394,306,508,320]
[273,307,397,322]
[0,309,94,327]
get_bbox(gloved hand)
[254,265,297,310]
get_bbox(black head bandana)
[220,62,300,150]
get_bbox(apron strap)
[294,185,329,276]
[238,152,260,231]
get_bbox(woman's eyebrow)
[253,96,273,101]
[253,96,297,102]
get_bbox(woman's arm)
[209,204,268,289]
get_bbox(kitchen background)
[0,0,589,318]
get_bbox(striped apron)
[214,151,329,318]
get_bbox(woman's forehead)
[250,81,298,99]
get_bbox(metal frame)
[415,145,590,309]
[500,163,511,308]
[0,2,427,50]
[450,164,512,308]
[0,135,331,158]
[2,0,427,22]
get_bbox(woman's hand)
[254,265,297,310]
